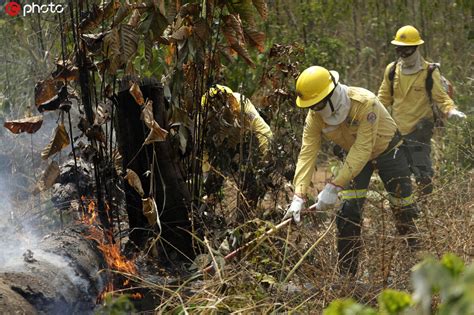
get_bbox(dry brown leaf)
[4,115,43,134]
[142,197,160,228]
[105,84,114,98]
[252,0,268,20]
[82,32,109,54]
[79,0,119,32]
[32,160,60,195]
[119,24,139,67]
[193,18,209,42]
[141,100,168,144]
[95,101,112,125]
[124,169,144,197]
[245,29,265,53]
[41,124,70,160]
[103,0,121,20]
[36,85,69,113]
[221,14,255,67]
[169,25,192,41]
[183,61,196,86]
[79,4,103,32]
[166,0,177,22]
[223,14,244,46]
[85,125,107,142]
[129,82,145,105]
[52,59,79,82]
[34,79,62,106]
[230,43,255,68]
[112,149,123,176]
[128,9,141,27]
[178,2,199,17]
[103,28,121,74]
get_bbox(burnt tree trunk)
[115,77,194,259]
[0,225,107,314]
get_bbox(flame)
[98,242,137,274]
[81,196,142,302]
[97,282,114,303]
[131,292,143,299]
[80,196,98,225]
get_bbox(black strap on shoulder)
[425,63,438,102]
[426,63,444,126]
[388,61,398,96]
[389,61,439,101]
[388,61,444,127]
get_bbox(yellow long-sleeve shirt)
[377,58,456,135]
[232,92,273,155]
[293,87,397,195]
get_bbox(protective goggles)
[308,89,335,111]
[395,45,417,57]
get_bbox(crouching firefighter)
[200,84,274,213]
[284,66,420,276]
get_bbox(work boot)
[337,237,361,277]
[394,206,421,250]
[396,222,421,251]
[416,177,433,196]
[336,201,364,277]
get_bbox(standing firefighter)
[284,66,420,276]
[201,84,273,213]
[377,25,467,195]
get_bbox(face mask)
[400,49,423,75]
[396,46,417,58]
[317,84,351,125]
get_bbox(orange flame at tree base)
[81,196,142,303]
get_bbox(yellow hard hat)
[295,66,339,108]
[201,84,233,106]
[391,25,424,46]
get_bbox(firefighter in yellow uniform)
[201,84,273,209]
[284,66,419,276]
[378,25,466,195]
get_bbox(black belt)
[381,130,402,155]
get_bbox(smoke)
[0,144,90,298]
[0,108,93,287]
[0,111,67,267]
[0,165,39,268]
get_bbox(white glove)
[448,109,466,119]
[315,183,342,211]
[283,195,305,224]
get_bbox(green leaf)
[96,294,135,314]
[378,289,412,314]
[441,253,465,278]
[323,298,377,315]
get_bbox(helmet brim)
[391,39,424,46]
[296,71,339,108]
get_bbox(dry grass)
[127,163,472,314]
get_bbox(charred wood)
[115,77,194,259]
[0,225,108,314]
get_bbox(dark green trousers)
[337,146,419,276]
